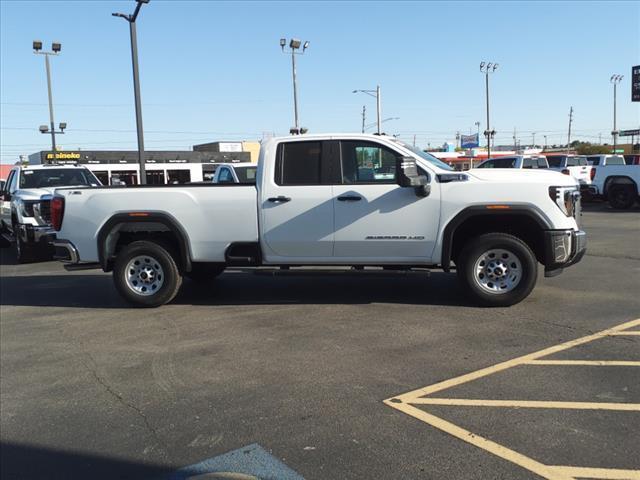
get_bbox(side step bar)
[252,268,431,277]
[63,263,102,272]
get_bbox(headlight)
[549,186,580,217]
[15,199,38,217]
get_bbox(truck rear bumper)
[544,229,587,277]
[53,239,79,264]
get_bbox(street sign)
[619,129,640,137]
[633,65,640,102]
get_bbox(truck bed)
[55,184,259,263]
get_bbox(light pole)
[280,38,309,135]
[353,86,381,134]
[361,105,366,133]
[480,61,498,158]
[33,41,67,152]
[113,0,150,184]
[474,121,480,144]
[532,132,536,148]
[610,74,623,153]
[544,135,548,150]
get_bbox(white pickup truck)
[590,164,640,209]
[51,134,586,307]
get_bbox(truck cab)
[475,155,549,170]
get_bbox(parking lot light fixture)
[33,40,66,151]
[112,0,150,184]
[353,86,382,134]
[480,61,498,158]
[281,37,310,135]
[610,74,624,153]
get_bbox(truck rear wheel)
[457,233,537,307]
[607,184,636,210]
[113,240,183,307]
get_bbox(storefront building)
[27,143,255,186]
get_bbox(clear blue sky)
[1,0,639,163]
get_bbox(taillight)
[51,196,64,231]
[590,168,596,181]
[561,169,570,175]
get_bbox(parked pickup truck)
[52,134,586,307]
[212,162,258,184]
[547,155,594,195]
[0,164,101,262]
[590,164,640,209]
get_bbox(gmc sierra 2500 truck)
[51,134,586,307]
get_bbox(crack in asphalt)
[82,360,164,447]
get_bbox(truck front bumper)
[16,223,56,246]
[544,229,587,277]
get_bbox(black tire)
[607,184,636,210]
[457,233,538,307]
[15,231,37,264]
[113,240,183,307]
[184,264,225,283]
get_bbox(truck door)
[260,140,336,260]
[332,140,440,261]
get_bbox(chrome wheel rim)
[473,248,522,294]
[125,255,164,296]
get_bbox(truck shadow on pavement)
[0,270,470,309]
[0,442,168,480]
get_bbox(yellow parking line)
[392,318,640,403]
[383,401,575,480]
[385,318,640,480]
[549,466,640,479]
[525,360,640,367]
[409,398,640,411]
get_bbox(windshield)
[235,166,257,183]
[392,140,454,171]
[20,168,99,189]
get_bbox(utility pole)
[532,132,536,148]
[480,62,498,158]
[113,0,150,184]
[513,127,517,152]
[544,135,548,150]
[456,131,460,149]
[413,134,416,147]
[567,106,574,154]
[610,74,623,153]
[361,105,366,134]
[599,133,602,144]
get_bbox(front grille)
[37,200,51,223]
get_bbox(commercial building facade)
[27,141,259,186]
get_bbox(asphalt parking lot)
[1,203,639,480]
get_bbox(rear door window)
[523,158,537,169]
[547,157,563,168]
[276,141,322,185]
[606,156,626,166]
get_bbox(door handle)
[337,195,362,202]
[267,196,291,203]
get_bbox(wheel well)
[604,176,637,195]
[450,214,545,266]
[98,216,191,272]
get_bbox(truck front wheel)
[113,240,183,307]
[457,233,538,307]
[607,184,636,210]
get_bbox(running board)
[253,268,431,277]
[63,262,101,271]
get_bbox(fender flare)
[440,205,552,272]
[97,212,192,272]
